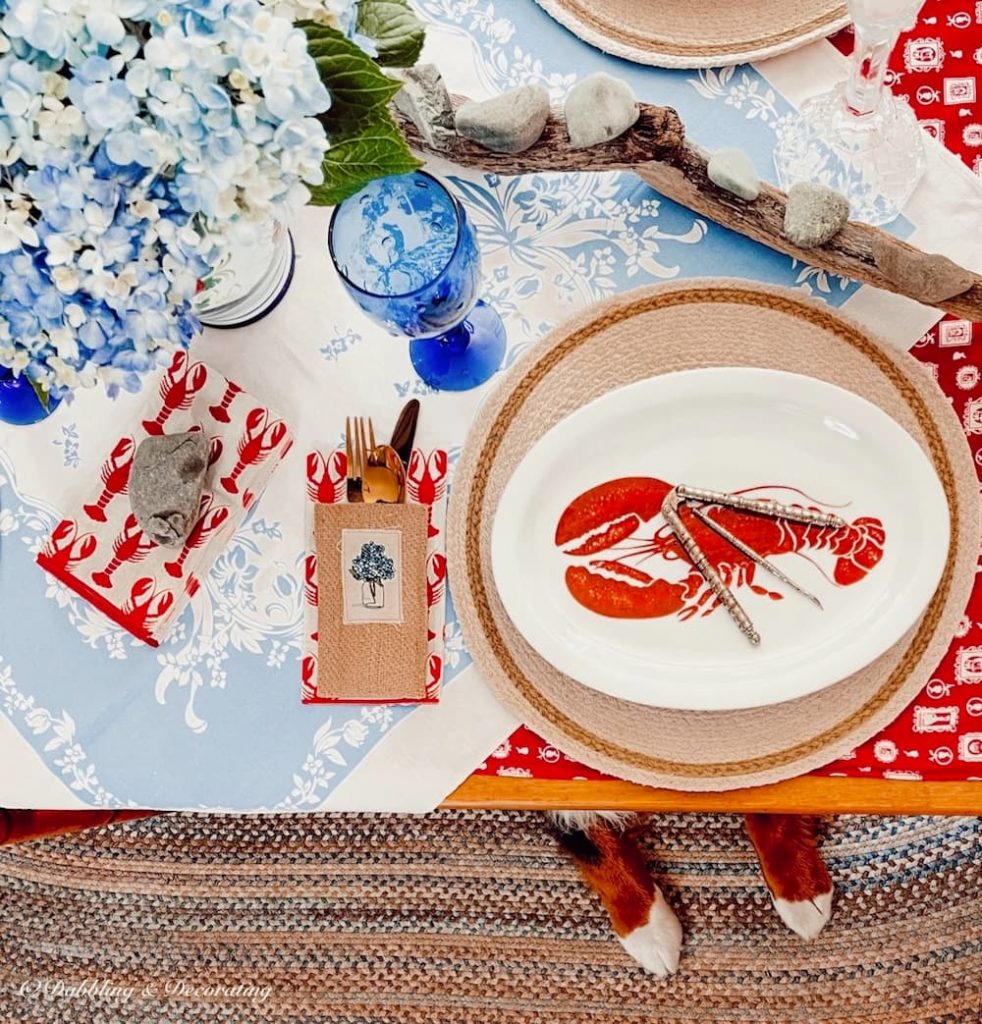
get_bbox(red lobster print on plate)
[490,367,948,709]
[555,477,886,623]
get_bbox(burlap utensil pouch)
[315,502,429,702]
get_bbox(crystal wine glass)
[773,0,926,225]
[329,171,506,391]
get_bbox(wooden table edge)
[442,776,982,815]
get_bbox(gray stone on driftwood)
[871,235,974,304]
[564,73,639,149]
[782,182,850,248]
[130,430,208,547]
[392,88,982,319]
[707,147,760,201]
[391,64,456,149]
[454,85,551,154]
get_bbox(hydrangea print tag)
[341,529,403,624]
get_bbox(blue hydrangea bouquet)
[0,0,424,409]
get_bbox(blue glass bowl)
[329,171,506,391]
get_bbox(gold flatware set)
[345,405,417,503]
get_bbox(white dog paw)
[618,891,683,977]
[772,887,833,940]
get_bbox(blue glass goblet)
[328,171,506,391]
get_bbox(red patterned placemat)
[473,0,982,784]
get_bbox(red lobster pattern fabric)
[36,352,294,647]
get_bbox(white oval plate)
[490,368,950,710]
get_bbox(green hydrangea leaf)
[303,23,402,125]
[300,19,423,204]
[27,376,50,412]
[308,111,422,206]
[355,0,426,67]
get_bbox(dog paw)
[772,887,833,940]
[618,890,683,977]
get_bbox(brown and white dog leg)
[551,811,682,977]
[743,813,834,940]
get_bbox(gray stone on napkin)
[130,431,208,547]
[391,64,456,148]
[564,72,639,149]
[871,235,974,304]
[707,147,760,201]
[782,182,850,248]
[455,85,550,154]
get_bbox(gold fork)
[351,417,404,503]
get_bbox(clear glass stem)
[774,2,927,224]
[843,26,897,116]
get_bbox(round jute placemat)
[533,0,849,69]
[447,280,979,791]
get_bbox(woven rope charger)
[533,0,849,69]
[448,280,979,791]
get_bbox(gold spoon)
[359,417,406,503]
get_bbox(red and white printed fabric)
[36,352,293,647]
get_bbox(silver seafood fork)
[662,485,847,646]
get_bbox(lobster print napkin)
[301,448,448,704]
[36,352,293,646]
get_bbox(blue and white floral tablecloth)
[1,0,979,811]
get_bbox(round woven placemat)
[534,0,849,68]
[447,280,979,791]
[2,812,979,1022]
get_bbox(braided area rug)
[0,812,979,1023]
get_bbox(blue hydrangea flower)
[0,0,348,399]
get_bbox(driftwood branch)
[395,99,982,321]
